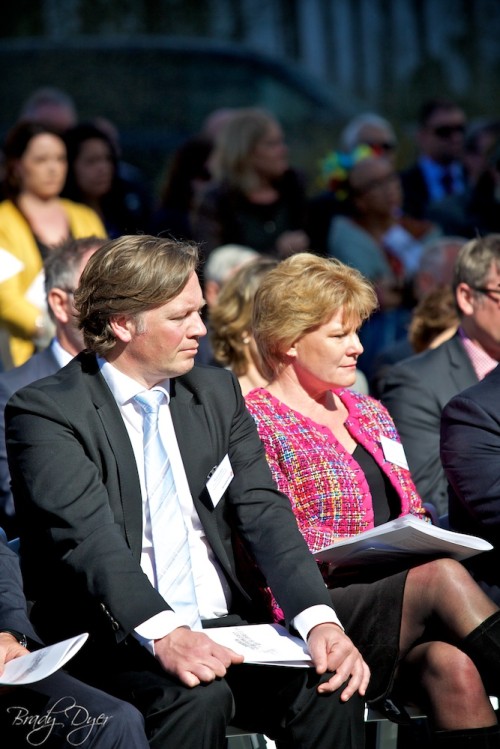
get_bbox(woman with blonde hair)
[245,253,500,749]
[210,256,278,395]
[192,108,309,259]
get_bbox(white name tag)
[380,435,409,470]
[206,454,234,507]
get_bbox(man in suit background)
[380,234,500,515]
[5,235,368,749]
[441,362,500,605]
[400,98,467,221]
[0,533,149,747]
[0,236,105,537]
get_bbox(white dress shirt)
[99,359,341,650]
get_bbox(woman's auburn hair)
[253,253,378,381]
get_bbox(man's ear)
[109,314,135,343]
[455,283,476,317]
[47,288,71,324]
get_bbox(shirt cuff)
[292,604,344,644]
[134,610,188,655]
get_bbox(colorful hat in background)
[318,144,381,200]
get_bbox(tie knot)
[135,389,165,415]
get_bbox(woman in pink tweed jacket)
[243,253,500,749]
[246,385,426,553]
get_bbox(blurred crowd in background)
[2,85,499,381]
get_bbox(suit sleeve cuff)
[133,610,188,655]
[292,605,344,644]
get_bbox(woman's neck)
[246,174,280,205]
[17,191,70,246]
[267,371,355,450]
[238,361,268,396]
[17,191,60,212]
[267,370,336,416]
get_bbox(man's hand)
[307,623,370,701]
[154,627,244,688]
[0,632,30,693]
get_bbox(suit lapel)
[82,359,144,558]
[169,377,237,581]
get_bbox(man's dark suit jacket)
[441,363,500,604]
[5,352,333,650]
[400,160,467,220]
[0,347,59,526]
[400,163,430,220]
[0,536,40,644]
[380,332,478,515]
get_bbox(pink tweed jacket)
[245,387,427,553]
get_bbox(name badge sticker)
[380,435,409,470]
[206,454,234,507]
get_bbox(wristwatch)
[0,629,28,648]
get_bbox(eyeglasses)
[363,141,397,153]
[471,286,500,302]
[432,124,466,139]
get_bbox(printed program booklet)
[313,515,493,568]
[0,633,89,686]
[205,623,312,667]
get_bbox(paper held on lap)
[205,623,313,667]
[0,633,89,685]
[314,515,493,568]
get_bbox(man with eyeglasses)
[0,236,105,537]
[380,235,500,516]
[400,97,467,220]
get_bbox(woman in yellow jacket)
[0,121,107,367]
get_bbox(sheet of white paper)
[204,623,313,667]
[0,633,89,686]
[314,515,493,567]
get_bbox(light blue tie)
[135,389,201,630]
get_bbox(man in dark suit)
[380,235,500,515]
[441,362,500,605]
[0,533,149,747]
[0,237,105,537]
[5,235,368,749]
[400,98,467,221]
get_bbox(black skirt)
[329,567,408,704]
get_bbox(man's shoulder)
[176,364,237,395]
[0,348,59,401]
[446,362,500,411]
[391,335,462,376]
[400,162,426,184]
[8,352,96,403]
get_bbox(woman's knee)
[409,558,464,590]
[420,641,483,695]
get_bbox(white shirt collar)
[49,337,76,368]
[97,356,171,407]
